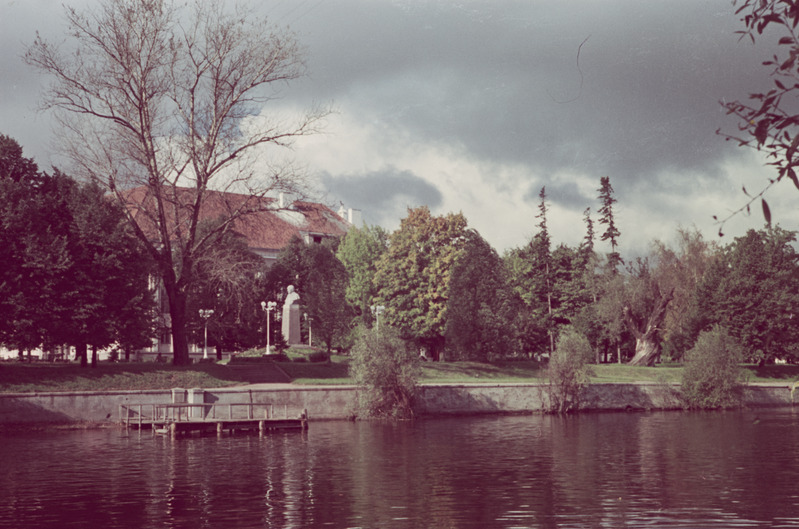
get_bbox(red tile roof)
[121,186,349,251]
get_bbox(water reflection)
[1,410,799,528]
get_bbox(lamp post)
[261,301,277,354]
[199,309,214,360]
[370,305,385,331]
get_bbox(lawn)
[1,357,798,393]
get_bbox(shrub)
[681,325,745,409]
[308,351,329,363]
[349,326,420,419]
[545,327,594,414]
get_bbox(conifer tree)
[530,187,555,353]
[597,176,622,273]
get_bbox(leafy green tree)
[683,227,799,364]
[445,230,522,361]
[503,248,550,356]
[300,242,354,353]
[0,138,50,353]
[62,177,155,365]
[653,228,719,361]
[374,207,468,360]
[350,326,420,419]
[336,224,388,326]
[594,274,632,363]
[0,136,155,363]
[681,325,745,409]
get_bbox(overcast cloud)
[1,0,796,255]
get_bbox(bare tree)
[25,0,328,364]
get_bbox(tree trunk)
[625,288,673,367]
[91,345,97,368]
[162,273,191,365]
[628,337,659,366]
[76,343,88,367]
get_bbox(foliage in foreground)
[349,327,420,419]
[681,326,745,410]
[545,327,594,414]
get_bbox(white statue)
[282,285,301,344]
[284,285,300,307]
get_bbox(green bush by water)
[349,327,420,419]
[681,325,746,409]
[545,327,594,414]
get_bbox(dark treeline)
[5,132,799,367]
[343,181,799,367]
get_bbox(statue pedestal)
[282,303,301,345]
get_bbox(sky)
[2,0,798,257]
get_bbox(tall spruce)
[530,187,555,353]
[597,176,622,273]
[580,207,594,264]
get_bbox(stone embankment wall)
[0,383,795,426]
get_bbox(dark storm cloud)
[284,0,772,202]
[1,0,786,251]
[320,167,443,226]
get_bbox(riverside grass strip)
[2,358,798,393]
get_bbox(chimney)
[279,192,296,209]
[348,208,362,227]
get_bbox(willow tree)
[25,0,327,364]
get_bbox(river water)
[2,409,799,528]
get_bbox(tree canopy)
[445,230,523,362]
[374,207,468,359]
[0,134,155,362]
[336,223,388,326]
[684,226,799,364]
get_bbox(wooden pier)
[119,402,308,437]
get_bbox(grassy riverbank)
[2,356,798,393]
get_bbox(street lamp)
[261,301,277,354]
[370,305,385,331]
[199,309,214,360]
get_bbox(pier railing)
[119,402,295,427]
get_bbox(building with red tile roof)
[122,186,357,262]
